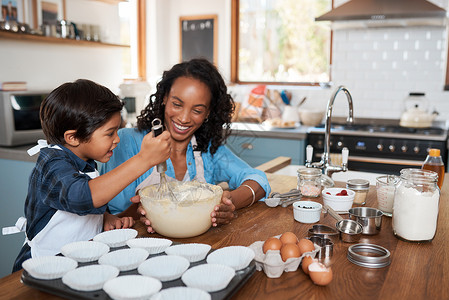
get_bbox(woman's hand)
[211,191,236,227]
[103,212,135,231]
[130,195,155,233]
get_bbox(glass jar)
[393,169,440,242]
[297,168,322,197]
[346,179,370,205]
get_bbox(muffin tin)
[21,241,255,300]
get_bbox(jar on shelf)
[346,179,370,205]
[297,168,322,197]
[393,168,440,242]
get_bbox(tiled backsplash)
[230,0,449,122]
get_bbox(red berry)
[326,192,331,195]
[340,189,348,196]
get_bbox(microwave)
[0,90,48,146]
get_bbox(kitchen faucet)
[306,85,354,177]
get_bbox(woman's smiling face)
[163,76,211,143]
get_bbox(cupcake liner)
[126,237,172,255]
[62,264,119,292]
[22,256,78,280]
[206,246,255,270]
[165,243,211,263]
[93,228,138,248]
[103,275,162,300]
[60,241,109,263]
[150,286,211,300]
[138,255,190,282]
[99,248,149,271]
[181,264,235,292]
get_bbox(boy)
[13,79,171,272]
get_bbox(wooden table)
[1,173,448,299]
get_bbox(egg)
[262,237,283,254]
[280,231,298,245]
[297,238,315,255]
[280,243,301,262]
[301,255,317,275]
[308,262,333,286]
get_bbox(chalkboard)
[180,15,217,64]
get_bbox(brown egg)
[301,255,317,275]
[280,243,301,262]
[308,262,333,286]
[262,237,283,254]
[280,231,298,245]
[297,238,315,255]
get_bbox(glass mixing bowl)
[139,181,223,238]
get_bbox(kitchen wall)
[0,0,124,93]
[148,0,449,122]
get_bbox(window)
[232,0,332,85]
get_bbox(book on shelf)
[0,81,27,91]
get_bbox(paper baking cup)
[93,228,138,248]
[206,246,255,270]
[103,275,162,300]
[150,286,211,300]
[165,243,211,263]
[99,248,149,271]
[138,255,190,281]
[61,241,110,263]
[22,256,78,280]
[181,264,235,292]
[62,264,119,292]
[126,237,172,255]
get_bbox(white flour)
[393,184,439,241]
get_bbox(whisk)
[151,118,178,203]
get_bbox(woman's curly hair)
[137,58,235,155]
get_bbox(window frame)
[230,0,334,86]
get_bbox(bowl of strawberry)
[322,188,355,212]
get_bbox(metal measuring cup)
[324,204,363,243]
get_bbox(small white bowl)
[181,264,235,292]
[322,187,355,212]
[62,264,119,292]
[138,255,190,281]
[126,237,172,255]
[103,275,162,300]
[165,243,211,263]
[61,241,109,263]
[99,248,149,271]
[22,256,78,280]
[150,287,211,300]
[206,246,255,270]
[293,201,322,223]
[93,228,138,248]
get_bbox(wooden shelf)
[0,30,129,48]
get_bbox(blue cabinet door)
[226,135,305,167]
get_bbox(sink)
[274,165,385,185]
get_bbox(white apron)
[3,140,103,258]
[135,135,206,191]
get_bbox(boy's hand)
[103,212,135,231]
[130,195,155,233]
[211,191,236,227]
[139,131,171,167]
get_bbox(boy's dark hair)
[137,58,235,155]
[40,79,123,145]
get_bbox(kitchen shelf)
[0,30,129,48]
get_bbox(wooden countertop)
[1,173,448,299]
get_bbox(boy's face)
[72,112,121,163]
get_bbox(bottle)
[393,169,439,242]
[422,148,445,189]
[297,168,321,197]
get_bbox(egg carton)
[248,240,320,279]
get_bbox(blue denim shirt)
[100,128,271,214]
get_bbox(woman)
[101,58,270,231]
